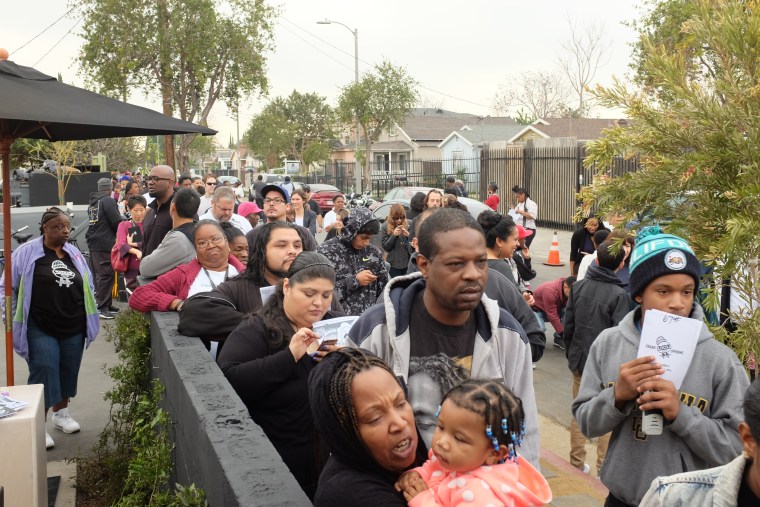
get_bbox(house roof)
[454,124,527,145]
[398,108,515,141]
[216,149,233,159]
[530,118,627,141]
[371,140,414,151]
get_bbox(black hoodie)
[564,263,632,374]
[85,191,123,251]
[309,352,427,507]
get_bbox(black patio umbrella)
[0,58,217,385]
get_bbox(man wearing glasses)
[245,184,317,253]
[142,165,176,257]
[198,173,218,215]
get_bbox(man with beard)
[245,185,316,253]
[140,188,200,278]
[178,222,342,345]
[346,208,540,469]
[142,165,176,256]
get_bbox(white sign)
[312,316,359,348]
[259,286,277,305]
[636,309,702,389]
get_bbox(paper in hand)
[259,286,276,305]
[312,316,360,348]
[636,309,702,389]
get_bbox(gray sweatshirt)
[139,227,196,278]
[572,304,748,506]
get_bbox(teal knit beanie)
[628,226,701,297]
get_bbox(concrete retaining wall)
[149,311,311,506]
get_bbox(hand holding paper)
[636,309,702,433]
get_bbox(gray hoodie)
[572,304,748,506]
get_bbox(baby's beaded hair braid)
[442,378,526,463]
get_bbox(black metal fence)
[306,144,638,229]
[480,143,640,230]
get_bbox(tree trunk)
[158,0,175,169]
[177,133,195,173]
[363,132,372,192]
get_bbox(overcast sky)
[3,0,646,145]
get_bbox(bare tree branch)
[558,19,610,116]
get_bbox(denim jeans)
[26,318,85,410]
[533,307,565,332]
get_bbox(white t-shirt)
[323,210,337,228]
[198,210,253,234]
[234,186,244,200]
[188,265,240,296]
[515,198,538,229]
[197,196,212,216]
[576,251,597,280]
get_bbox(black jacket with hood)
[317,207,389,316]
[564,263,632,374]
[85,191,123,251]
[309,351,427,507]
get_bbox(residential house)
[360,108,516,174]
[507,117,628,144]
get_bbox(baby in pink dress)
[396,379,551,506]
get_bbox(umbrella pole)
[1,136,14,386]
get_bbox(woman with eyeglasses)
[129,219,245,315]
[0,207,99,450]
[381,204,412,278]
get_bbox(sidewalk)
[2,227,603,506]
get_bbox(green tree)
[337,60,419,186]
[244,90,336,173]
[76,0,276,172]
[187,134,217,170]
[582,0,760,363]
[627,0,718,102]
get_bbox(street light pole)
[317,19,362,194]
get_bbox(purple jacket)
[0,236,99,360]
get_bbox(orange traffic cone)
[543,231,565,266]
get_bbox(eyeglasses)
[206,181,217,186]
[46,224,70,232]
[264,197,286,205]
[147,176,173,183]
[195,235,226,249]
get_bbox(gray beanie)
[97,178,112,191]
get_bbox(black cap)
[446,175,456,183]
[261,184,289,202]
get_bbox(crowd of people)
[2,168,757,507]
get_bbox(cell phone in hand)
[128,226,143,243]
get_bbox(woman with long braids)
[0,207,99,449]
[218,251,341,499]
[309,348,428,506]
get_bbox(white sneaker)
[52,408,81,433]
[581,463,590,474]
[45,431,55,449]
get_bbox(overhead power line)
[279,16,492,111]
[11,7,76,56]
[33,16,84,67]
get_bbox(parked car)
[218,175,241,186]
[293,182,343,214]
[372,196,489,224]
[369,186,443,211]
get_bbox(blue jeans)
[534,308,565,333]
[26,318,85,410]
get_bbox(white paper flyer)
[636,309,702,389]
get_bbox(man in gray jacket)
[139,188,199,278]
[347,209,540,468]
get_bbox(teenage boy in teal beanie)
[572,226,749,507]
